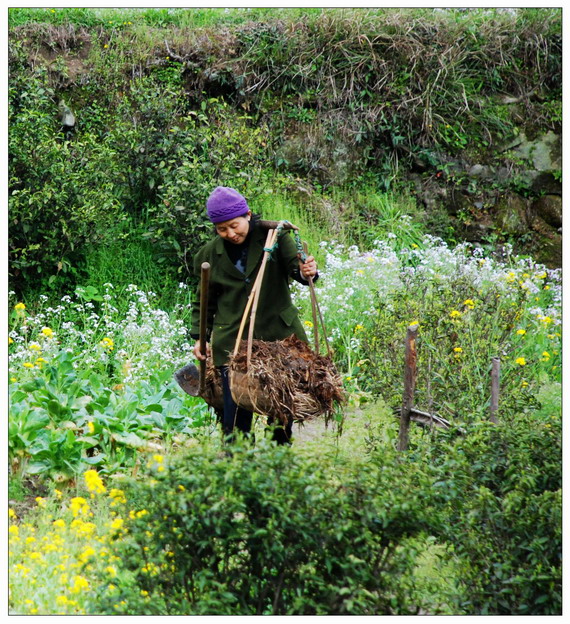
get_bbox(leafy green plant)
[9,350,209,481]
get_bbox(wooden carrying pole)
[398,323,419,452]
[490,357,500,424]
[198,262,211,396]
[247,229,278,365]
[233,229,276,366]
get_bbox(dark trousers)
[219,366,293,444]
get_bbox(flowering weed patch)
[293,236,561,421]
[9,283,194,385]
[8,470,133,615]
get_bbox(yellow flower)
[70,497,90,517]
[70,519,96,537]
[9,508,16,519]
[35,497,47,508]
[23,362,34,369]
[85,469,106,494]
[87,421,95,434]
[449,310,462,319]
[541,351,551,361]
[540,316,553,325]
[515,357,526,366]
[105,565,117,577]
[109,489,127,505]
[411,243,419,249]
[69,575,90,594]
[29,342,41,351]
[9,336,14,344]
[354,324,364,332]
[100,337,114,350]
[463,299,475,309]
[303,320,313,328]
[516,329,526,336]
[9,525,19,537]
[544,285,550,291]
[15,302,26,311]
[53,519,66,529]
[110,518,124,532]
[152,454,163,463]
[79,547,96,563]
[453,347,463,353]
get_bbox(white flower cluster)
[291,235,562,342]
[9,284,193,385]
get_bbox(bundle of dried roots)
[229,335,344,425]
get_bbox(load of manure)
[229,334,344,425]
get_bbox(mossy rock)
[494,193,529,237]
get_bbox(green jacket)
[190,225,308,367]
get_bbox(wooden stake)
[490,357,500,424]
[398,323,419,451]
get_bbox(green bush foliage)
[95,440,439,615]
[8,63,122,294]
[428,383,561,614]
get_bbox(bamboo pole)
[490,357,500,424]
[198,262,211,396]
[397,323,419,452]
[246,228,278,367]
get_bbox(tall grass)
[8,7,329,29]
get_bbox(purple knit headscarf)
[206,186,250,224]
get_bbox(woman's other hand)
[299,255,317,279]
[193,340,210,361]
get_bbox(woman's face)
[215,211,252,244]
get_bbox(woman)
[191,186,318,444]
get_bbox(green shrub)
[95,439,439,615]
[429,384,561,614]
[8,66,122,295]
